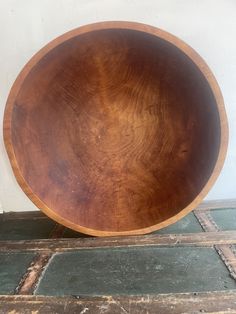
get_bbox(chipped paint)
[195,210,236,282]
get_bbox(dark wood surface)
[4,21,228,236]
[1,291,236,314]
[1,231,236,252]
[1,198,235,221]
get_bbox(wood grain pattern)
[3,21,228,236]
[1,231,236,252]
[1,198,235,221]
[1,291,236,314]
[15,253,52,295]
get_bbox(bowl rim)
[3,21,228,236]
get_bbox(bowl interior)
[10,28,221,233]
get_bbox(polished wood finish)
[3,22,228,236]
[2,198,235,221]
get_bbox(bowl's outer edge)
[3,21,229,236]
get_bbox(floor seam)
[14,223,65,295]
[194,209,236,281]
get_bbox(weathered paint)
[36,247,236,296]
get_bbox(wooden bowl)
[4,22,228,236]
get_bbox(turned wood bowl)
[4,22,228,236]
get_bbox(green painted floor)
[0,217,55,240]
[210,208,236,231]
[0,252,36,294]
[36,247,236,296]
[0,207,235,296]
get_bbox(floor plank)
[1,291,236,314]
[1,231,236,252]
[35,247,236,295]
[0,252,36,294]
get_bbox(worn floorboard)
[194,209,236,282]
[0,231,236,253]
[196,199,236,211]
[0,252,36,294]
[1,291,236,314]
[0,200,236,313]
[35,247,236,296]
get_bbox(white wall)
[0,0,235,212]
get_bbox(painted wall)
[0,0,235,212]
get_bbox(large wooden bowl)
[4,22,228,236]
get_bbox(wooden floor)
[0,199,236,313]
